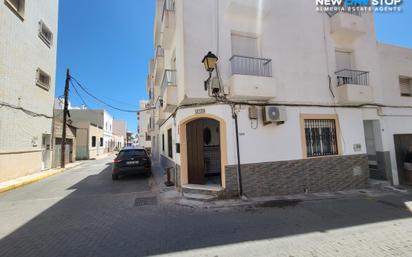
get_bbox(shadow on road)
[0,162,411,257]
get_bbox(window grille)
[304,119,339,157]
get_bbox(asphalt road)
[1,157,412,257]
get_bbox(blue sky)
[56,0,155,132]
[56,1,411,132]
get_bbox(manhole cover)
[134,196,158,207]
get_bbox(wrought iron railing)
[336,69,369,86]
[326,9,363,17]
[162,0,175,22]
[230,55,272,77]
[305,119,338,158]
[161,69,177,94]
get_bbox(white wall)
[0,0,59,153]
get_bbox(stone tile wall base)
[224,154,369,197]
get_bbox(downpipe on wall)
[232,107,245,199]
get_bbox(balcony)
[161,70,177,112]
[335,69,373,104]
[329,11,366,42]
[154,46,165,86]
[228,55,276,100]
[160,0,176,49]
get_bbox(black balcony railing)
[161,69,177,93]
[336,69,369,86]
[162,0,175,22]
[230,55,272,77]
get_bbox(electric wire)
[70,76,154,113]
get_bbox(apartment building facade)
[146,0,412,197]
[0,0,59,182]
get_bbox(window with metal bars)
[304,119,339,158]
[167,128,173,158]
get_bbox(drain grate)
[134,196,158,207]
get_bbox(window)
[400,77,412,97]
[5,0,25,18]
[162,134,165,152]
[335,50,352,71]
[36,68,51,90]
[304,119,339,158]
[92,136,96,147]
[231,33,259,57]
[167,128,173,158]
[100,138,103,147]
[39,21,53,47]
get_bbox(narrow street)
[1,157,412,257]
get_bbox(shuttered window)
[231,33,259,57]
[36,68,51,91]
[304,119,339,158]
[5,0,25,18]
[400,77,412,97]
[39,21,53,47]
[335,50,352,71]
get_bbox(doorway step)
[182,184,222,202]
[369,179,391,190]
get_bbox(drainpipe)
[233,112,244,198]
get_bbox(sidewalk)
[0,161,83,193]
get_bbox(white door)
[41,134,51,170]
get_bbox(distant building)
[66,109,114,153]
[0,0,59,182]
[73,122,104,160]
[138,100,152,150]
[113,120,127,149]
[52,121,77,168]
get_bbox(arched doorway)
[186,118,221,185]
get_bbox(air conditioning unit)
[262,106,287,125]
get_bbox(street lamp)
[202,51,218,72]
[202,51,218,91]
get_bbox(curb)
[0,162,83,194]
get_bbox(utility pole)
[61,69,70,168]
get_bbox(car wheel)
[112,174,119,180]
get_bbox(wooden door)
[187,119,206,184]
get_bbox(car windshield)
[118,149,146,158]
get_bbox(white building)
[138,100,152,150]
[0,0,59,182]
[113,120,127,150]
[68,109,114,153]
[146,0,412,197]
